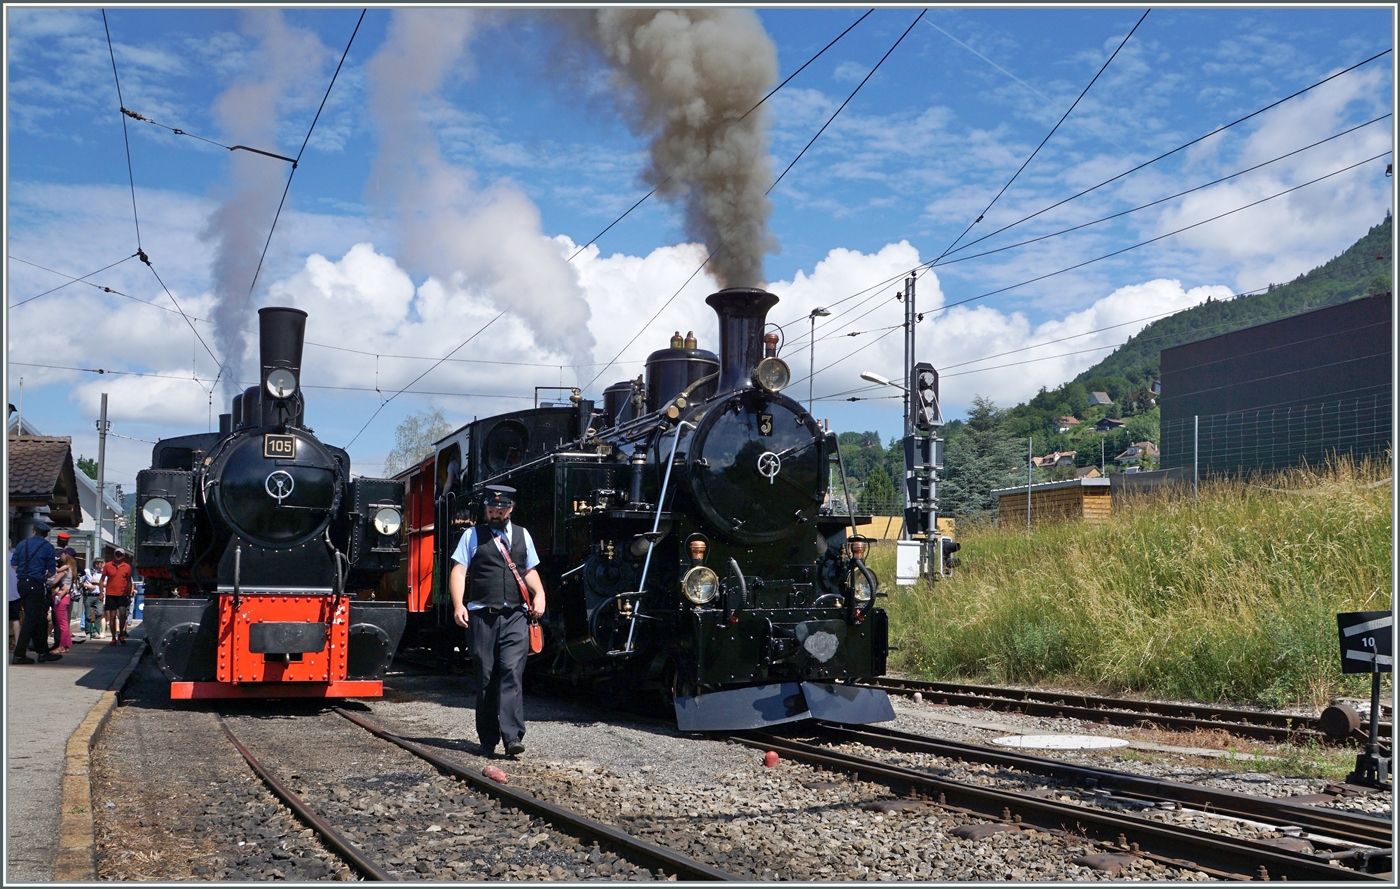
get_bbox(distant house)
[1075,466,1102,479]
[1150,380,1162,395]
[1031,450,1077,469]
[1056,416,1080,433]
[1115,441,1160,466]
[1096,417,1126,432]
[1090,391,1113,406]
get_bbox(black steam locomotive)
[135,308,407,699]
[389,288,894,730]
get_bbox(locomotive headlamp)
[265,368,297,399]
[141,497,173,527]
[682,565,720,605]
[372,506,402,537]
[848,568,876,603]
[754,357,790,393]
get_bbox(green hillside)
[936,215,1392,516]
[1074,214,1392,385]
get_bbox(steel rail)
[733,731,1390,881]
[814,721,1394,848]
[217,715,396,881]
[333,707,737,881]
[860,677,1392,743]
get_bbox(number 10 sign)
[1336,610,1393,674]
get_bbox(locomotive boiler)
[135,307,407,699]
[388,288,894,730]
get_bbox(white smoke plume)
[364,9,594,370]
[586,9,780,288]
[203,10,329,397]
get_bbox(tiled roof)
[7,436,82,526]
[9,436,72,498]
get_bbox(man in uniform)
[10,521,61,663]
[449,485,546,757]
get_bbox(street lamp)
[808,307,831,411]
[860,370,907,392]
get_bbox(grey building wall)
[1159,294,1392,474]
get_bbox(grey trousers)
[469,608,529,749]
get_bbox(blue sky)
[5,6,1395,490]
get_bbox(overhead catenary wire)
[213,8,366,393]
[101,9,142,252]
[806,250,1394,397]
[768,8,926,197]
[584,248,719,391]
[933,114,1394,270]
[931,9,1149,265]
[9,361,533,402]
[789,154,1389,387]
[587,5,919,394]
[938,46,1395,263]
[7,253,138,308]
[938,252,1391,373]
[345,309,509,449]
[773,45,1394,341]
[565,9,875,263]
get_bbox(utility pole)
[96,393,110,554]
[1027,436,1034,533]
[901,275,915,542]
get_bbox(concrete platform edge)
[53,642,147,882]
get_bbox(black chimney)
[705,288,779,393]
[259,307,306,385]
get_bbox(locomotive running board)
[674,682,894,732]
[170,681,384,700]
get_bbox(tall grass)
[874,457,1392,707]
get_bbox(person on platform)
[8,551,21,652]
[82,558,105,639]
[101,547,134,645]
[49,548,78,654]
[10,522,62,663]
[449,485,546,758]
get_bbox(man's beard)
[488,514,509,530]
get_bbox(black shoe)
[477,743,498,757]
[12,656,35,664]
[37,653,63,663]
[505,740,525,757]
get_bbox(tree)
[77,455,98,479]
[858,464,899,515]
[939,396,1031,518]
[383,408,454,477]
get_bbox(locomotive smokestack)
[706,288,779,392]
[259,307,307,384]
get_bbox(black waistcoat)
[467,526,530,609]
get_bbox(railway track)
[216,709,736,881]
[810,721,1393,849]
[861,677,1393,745]
[732,728,1393,881]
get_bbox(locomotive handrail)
[830,433,860,544]
[623,419,695,654]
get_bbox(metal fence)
[1161,391,1392,476]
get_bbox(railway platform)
[5,620,145,883]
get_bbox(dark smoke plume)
[587,10,780,288]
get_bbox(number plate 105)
[264,434,296,459]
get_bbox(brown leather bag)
[491,531,543,656]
